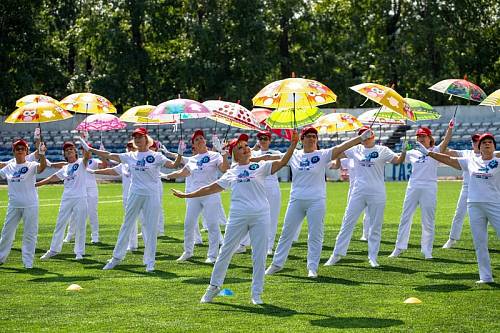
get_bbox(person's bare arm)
[35,174,60,187]
[161,167,190,180]
[271,132,299,174]
[171,182,224,198]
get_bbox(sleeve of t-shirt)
[155,153,169,166]
[322,147,335,163]
[216,169,233,189]
[112,164,123,176]
[344,146,356,159]
[119,153,130,164]
[30,162,40,175]
[55,167,66,180]
[87,159,99,171]
[259,161,273,177]
[381,146,398,163]
[0,167,6,179]
[457,157,469,171]
[214,152,223,167]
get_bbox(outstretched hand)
[290,130,299,145]
[77,136,91,151]
[415,141,429,156]
[38,142,47,156]
[171,188,187,198]
[449,117,455,129]
[360,128,374,141]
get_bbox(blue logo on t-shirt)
[364,151,379,161]
[416,155,427,164]
[311,156,320,164]
[68,163,79,176]
[196,155,211,169]
[12,166,29,179]
[145,155,155,163]
[237,169,251,182]
[136,159,146,167]
[488,160,498,169]
[249,163,259,170]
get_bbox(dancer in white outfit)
[172,132,298,304]
[324,126,406,268]
[442,134,481,249]
[389,123,452,259]
[81,127,182,272]
[266,126,372,278]
[163,129,229,264]
[37,142,89,260]
[0,139,47,268]
[421,133,500,283]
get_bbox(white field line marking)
[0,199,123,209]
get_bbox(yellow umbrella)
[479,89,500,107]
[5,102,73,124]
[16,94,59,107]
[350,83,416,121]
[59,93,117,114]
[312,113,363,134]
[120,105,168,123]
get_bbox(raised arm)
[331,129,375,160]
[161,167,190,180]
[49,161,68,169]
[171,182,224,198]
[218,152,230,173]
[90,167,120,176]
[164,153,182,169]
[78,137,121,163]
[439,118,454,153]
[271,131,299,174]
[416,142,462,170]
[36,143,47,174]
[330,158,341,170]
[35,174,61,187]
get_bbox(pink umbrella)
[251,107,293,141]
[76,113,127,131]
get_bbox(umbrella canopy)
[265,106,323,129]
[120,105,166,123]
[350,83,416,121]
[479,89,500,107]
[76,114,127,131]
[5,102,73,124]
[429,78,486,102]
[16,94,59,107]
[203,100,261,130]
[312,113,363,134]
[357,109,406,125]
[251,108,274,123]
[149,99,211,122]
[250,108,294,141]
[379,98,440,121]
[60,93,117,114]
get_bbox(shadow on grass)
[182,277,251,285]
[406,256,475,265]
[210,302,319,318]
[157,235,183,244]
[29,275,98,283]
[310,316,404,329]
[277,273,389,286]
[378,265,422,275]
[413,283,472,292]
[426,272,478,281]
[0,266,51,276]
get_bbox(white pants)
[272,198,326,271]
[0,206,38,267]
[50,197,88,255]
[113,193,159,266]
[468,202,500,281]
[66,191,99,242]
[184,195,223,260]
[157,183,165,234]
[449,184,468,240]
[394,185,437,256]
[210,211,268,297]
[333,191,386,260]
[347,184,370,238]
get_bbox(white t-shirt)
[0,161,39,208]
[341,158,356,186]
[217,161,273,215]
[458,155,500,203]
[345,144,397,194]
[119,151,168,195]
[406,144,441,188]
[288,148,334,200]
[252,149,283,184]
[55,158,87,199]
[456,150,478,188]
[85,158,99,189]
[113,163,131,198]
[7,152,36,164]
[185,151,223,192]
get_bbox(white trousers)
[333,191,386,260]
[113,193,159,265]
[210,211,268,297]
[347,185,370,238]
[272,198,326,271]
[0,206,38,267]
[184,195,223,259]
[449,184,469,240]
[394,186,437,256]
[157,184,165,234]
[50,197,88,255]
[468,202,500,281]
[67,192,99,242]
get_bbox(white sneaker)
[265,264,283,275]
[138,233,143,238]
[359,235,367,241]
[308,270,318,278]
[267,249,274,256]
[204,257,216,264]
[324,254,342,266]
[368,258,380,267]
[145,263,155,272]
[63,236,72,243]
[127,247,137,252]
[200,285,220,303]
[201,228,208,233]
[424,254,433,260]
[476,279,494,284]
[40,250,58,260]
[388,248,404,258]
[75,254,84,260]
[103,258,121,270]
[24,263,33,269]
[251,295,263,305]
[176,252,193,262]
[234,245,246,254]
[442,239,457,249]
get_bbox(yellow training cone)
[66,284,83,291]
[404,297,422,304]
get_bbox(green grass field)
[0,181,499,332]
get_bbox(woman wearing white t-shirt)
[325,126,406,268]
[37,141,90,261]
[163,129,229,264]
[266,126,372,278]
[0,139,47,269]
[389,124,452,259]
[80,127,182,272]
[172,132,298,305]
[419,133,500,283]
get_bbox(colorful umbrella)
[251,108,274,123]
[203,100,261,130]
[76,114,127,131]
[251,108,294,141]
[350,83,416,121]
[149,99,211,122]
[5,102,73,124]
[357,109,406,125]
[379,98,440,121]
[312,113,363,134]
[479,89,500,107]
[265,106,323,129]
[60,93,117,114]
[429,78,486,103]
[16,94,59,107]
[120,105,170,124]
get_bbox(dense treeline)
[1,0,499,114]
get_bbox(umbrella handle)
[452,105,459,118]
[293,92,297,129]
[369,106,383,129]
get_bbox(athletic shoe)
[40,250,58,260]
[442,239,457,249]
[424,254,433,260]
[359,235,367,241]
[265,264,283,275]
[200,228,208,233]
[308,270,318,278]
[267,249,274,256]
[234,245,246,254]
[324,254,342,266]
[176,252,193,262]
[127,247,137,252]
[138,233,143,238]
[200,285,220,303]
[24,264,33,269]
[475,279,494,284]
[63,236,72,243]
[388,248,404,258]
[91,239,99,244]
[145,263,155,272]
[75,254,84,260]
[368,258,380,267]
[103,258,121,270]
[251,295,263,305]
[158,232,165,237]
[204,257,216,264]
